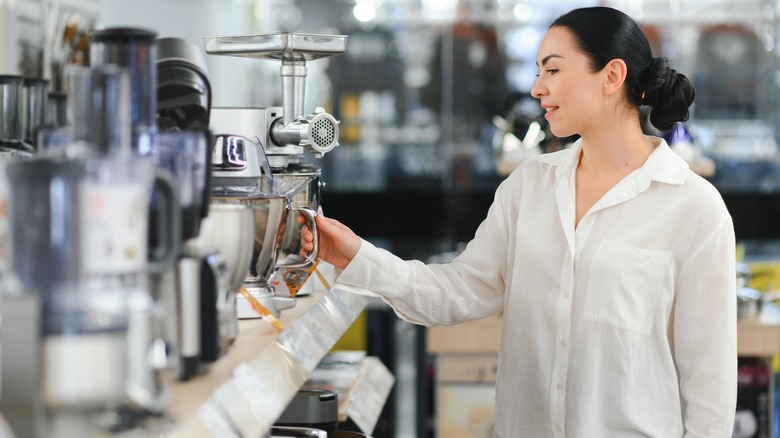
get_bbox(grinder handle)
[276,205,318,269]
[147,168,181,274]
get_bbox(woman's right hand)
[299,213,361,269]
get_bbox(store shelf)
[162,285,369,437]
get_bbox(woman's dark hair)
[551,7,695,132]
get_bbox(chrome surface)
[125,290,171,412]
[193,202,256,293]
[210,254,238,345]
[206,32,345,167]
[281,60,306,126]
[271,425,327,437]
[243,193,288,286]
[270,108,339,156]
[177,257,201,358]
[208,175,318,308]
[203,33,347,61]
[211,134,264,189]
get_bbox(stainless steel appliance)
[205,33,344,317]
[204,32,346,169]
[207,134,310,319]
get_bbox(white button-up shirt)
[334,137,737,437]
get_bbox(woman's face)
[530,26,605,138]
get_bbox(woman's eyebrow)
[537,54,563,66]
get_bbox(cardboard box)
[427,316,502,354]
[436,355,498,384]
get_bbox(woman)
[301,6,736,437]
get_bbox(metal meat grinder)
[204,32,346,318]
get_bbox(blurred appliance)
[90,27,158,155]
[154,130,231,381]
[156,37,211,131]
[275,389,338,434]
[0,158,129,438]
[88,28,194,419]
[65,65,132,155]
[21,78,49,149]
[273,389,371,437]
[60,64,183,420]
[0,75,35,157]
[154,37,236,381]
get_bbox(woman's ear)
[603,58,628,96]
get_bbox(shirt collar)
[537,136,689,186]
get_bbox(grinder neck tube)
[281,59,307,127]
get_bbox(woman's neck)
[577,122,654,174]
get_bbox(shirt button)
[560,339,567,347]
[556,424,563,432]
[556,383,563,390]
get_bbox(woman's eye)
[535,69,559,77]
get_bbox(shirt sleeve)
[333,180,514,327]
[674,207,737,437]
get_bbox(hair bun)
[644,56,695,131]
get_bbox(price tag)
[198,400,240,438]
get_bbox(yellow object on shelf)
[331,310,368,352]
[747,261,780,294]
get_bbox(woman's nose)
[530,78,545,99]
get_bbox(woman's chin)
[550,127,575,139]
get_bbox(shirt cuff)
[333,239,410,299]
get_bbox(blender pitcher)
[90,27,158,156]
[82,153,180,412]
[5,158,129,410]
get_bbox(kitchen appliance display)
[205,32,344,318]
[0,28,351,438]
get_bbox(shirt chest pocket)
[584,240,673,336]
